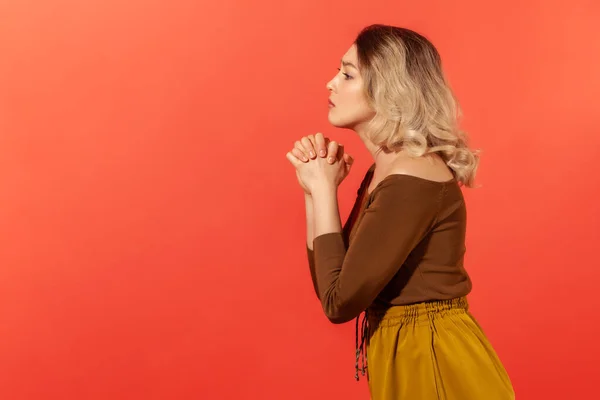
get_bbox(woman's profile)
[286,24,514,399]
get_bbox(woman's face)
[326,44,375,131]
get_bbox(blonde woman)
[286,25,514,399]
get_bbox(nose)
[326,78,334,92]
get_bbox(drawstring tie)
[355,310,369,381]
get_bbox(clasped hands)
[285,133,354,195]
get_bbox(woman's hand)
[289,133,353,165]
[286,138,354,195]
[287,133,342,195]
[290,133,329,162]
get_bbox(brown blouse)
[306,164,472,324]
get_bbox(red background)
[1,0,599,399]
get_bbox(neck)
[354,124,403,174]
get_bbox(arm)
[312,178,440,324]
[311,182,343,237]
[305,193,316,250]
[306,166,374,300]
[305,193,320,298]
[306,184,343,300]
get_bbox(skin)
[286,44,454,247]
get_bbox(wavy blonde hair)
[355,24,480,187]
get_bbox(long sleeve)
[306,201,355,300]
[306,165,373,301]
[312,177,442,324]
[306,245,320,299]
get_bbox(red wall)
[1,1,598,399]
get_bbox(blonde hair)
[355,24,480,187]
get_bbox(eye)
[337,68,353,80]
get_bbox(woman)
[285,25,514,399]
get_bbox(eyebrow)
[341,59,358,69]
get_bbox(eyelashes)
[337,68,353,80]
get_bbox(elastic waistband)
[354,297,469,382]
[368,297,469,328]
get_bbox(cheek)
[346,87,372,117]
[328,87,373,127]
[337,84,360,106]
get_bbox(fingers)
[343,152,354,166]
[291,147,309,162]
[343,152,354,174]
[290,134,338,164]
[293,139,313,162]
[286,151,303,167]
[315,133,327,158]
[337,143,345,160]
[327,140,340,164]
[300,137,316,159]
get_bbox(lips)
[328,99,335,106]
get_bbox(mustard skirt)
[363,297,514,400]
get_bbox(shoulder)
[369,155,455,196]
[369,161,456,208]
[370,175,449,204]
[387,155,454,183]
[365,177,443,226]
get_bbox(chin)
[327,113,352,129]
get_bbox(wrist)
[311,184,337,202]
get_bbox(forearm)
[311,184,342,237]
[305,193,315,250]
